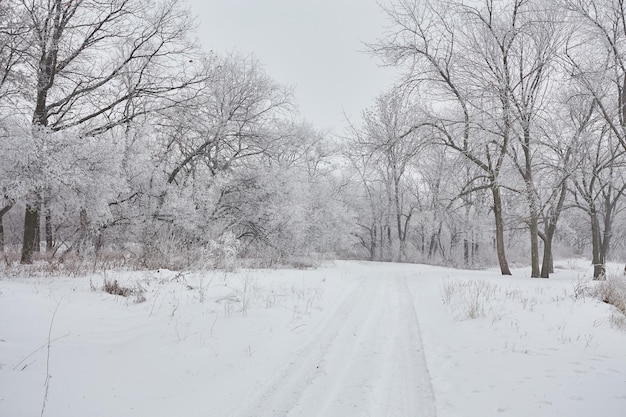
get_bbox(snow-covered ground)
[1,260,625,416]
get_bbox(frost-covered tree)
[4,0,203,263]
[134,54,349,267]
[371,0,516,274]
[368,0,593,276]
[343,89,428,261]
[560,0,626,276]
[569,117,626,279]
[161,53,292,187]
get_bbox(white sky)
[185,0,399,132]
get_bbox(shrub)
[592,275,626,316]
[102,278,145,303]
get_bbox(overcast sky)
[185,0,399,132]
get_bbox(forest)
[1,0,626,279]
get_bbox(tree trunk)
[549,254,554,274]
[590,210,605,280]
[21,202,39,264]
[464,238,470,266]
[393,177,403,262]
[428,233,437,259]
[386,224,392,261]
[44,191,53,254]
[370,225,377,261]
[540,232,553,278]
[492,185,512,275]
[378,225,384,260]
[399,210,412,263]
[450,228,458,257]
[522,125,540,278]
[77,208,89,256]
[472,240,479,261]
[33,210,41,254]
[601,193,614,268]
[529,214,540,278]
[93,231,104,254]
[0,218,4,257]
[539,225,558,278]
[540,181,568,278]
[398,239,406,262]
[0,203,13,254]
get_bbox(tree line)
[345,0,626,278]
[0,0,348,269]
[1,0,625,278]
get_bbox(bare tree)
[490,2,564,277]
[343,89,427,261]
[161,53,293,186]
[371,0,513,274]
[562,0,626,276]
[364,90,426,261]
[343,121,390,260]
[571,124,626,279]
[370,0,575,276]
[535,107,585,278]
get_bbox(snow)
[1,260,625,416]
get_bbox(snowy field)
[1,260,625,416]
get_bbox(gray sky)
[185,0,398,132]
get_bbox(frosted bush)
[207,232,240,271]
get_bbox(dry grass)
[101,277,146,303]
[592,274,626,317]
[441,279,498,319]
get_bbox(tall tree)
[343,89,427,261]
[571,126,626,279]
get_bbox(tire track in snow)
[292,275,436,417]
[294,277,392,416]
[230,273,436,417]
[390,275,437,417]
[229,277,373,417]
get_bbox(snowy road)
[231,273,437,417]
